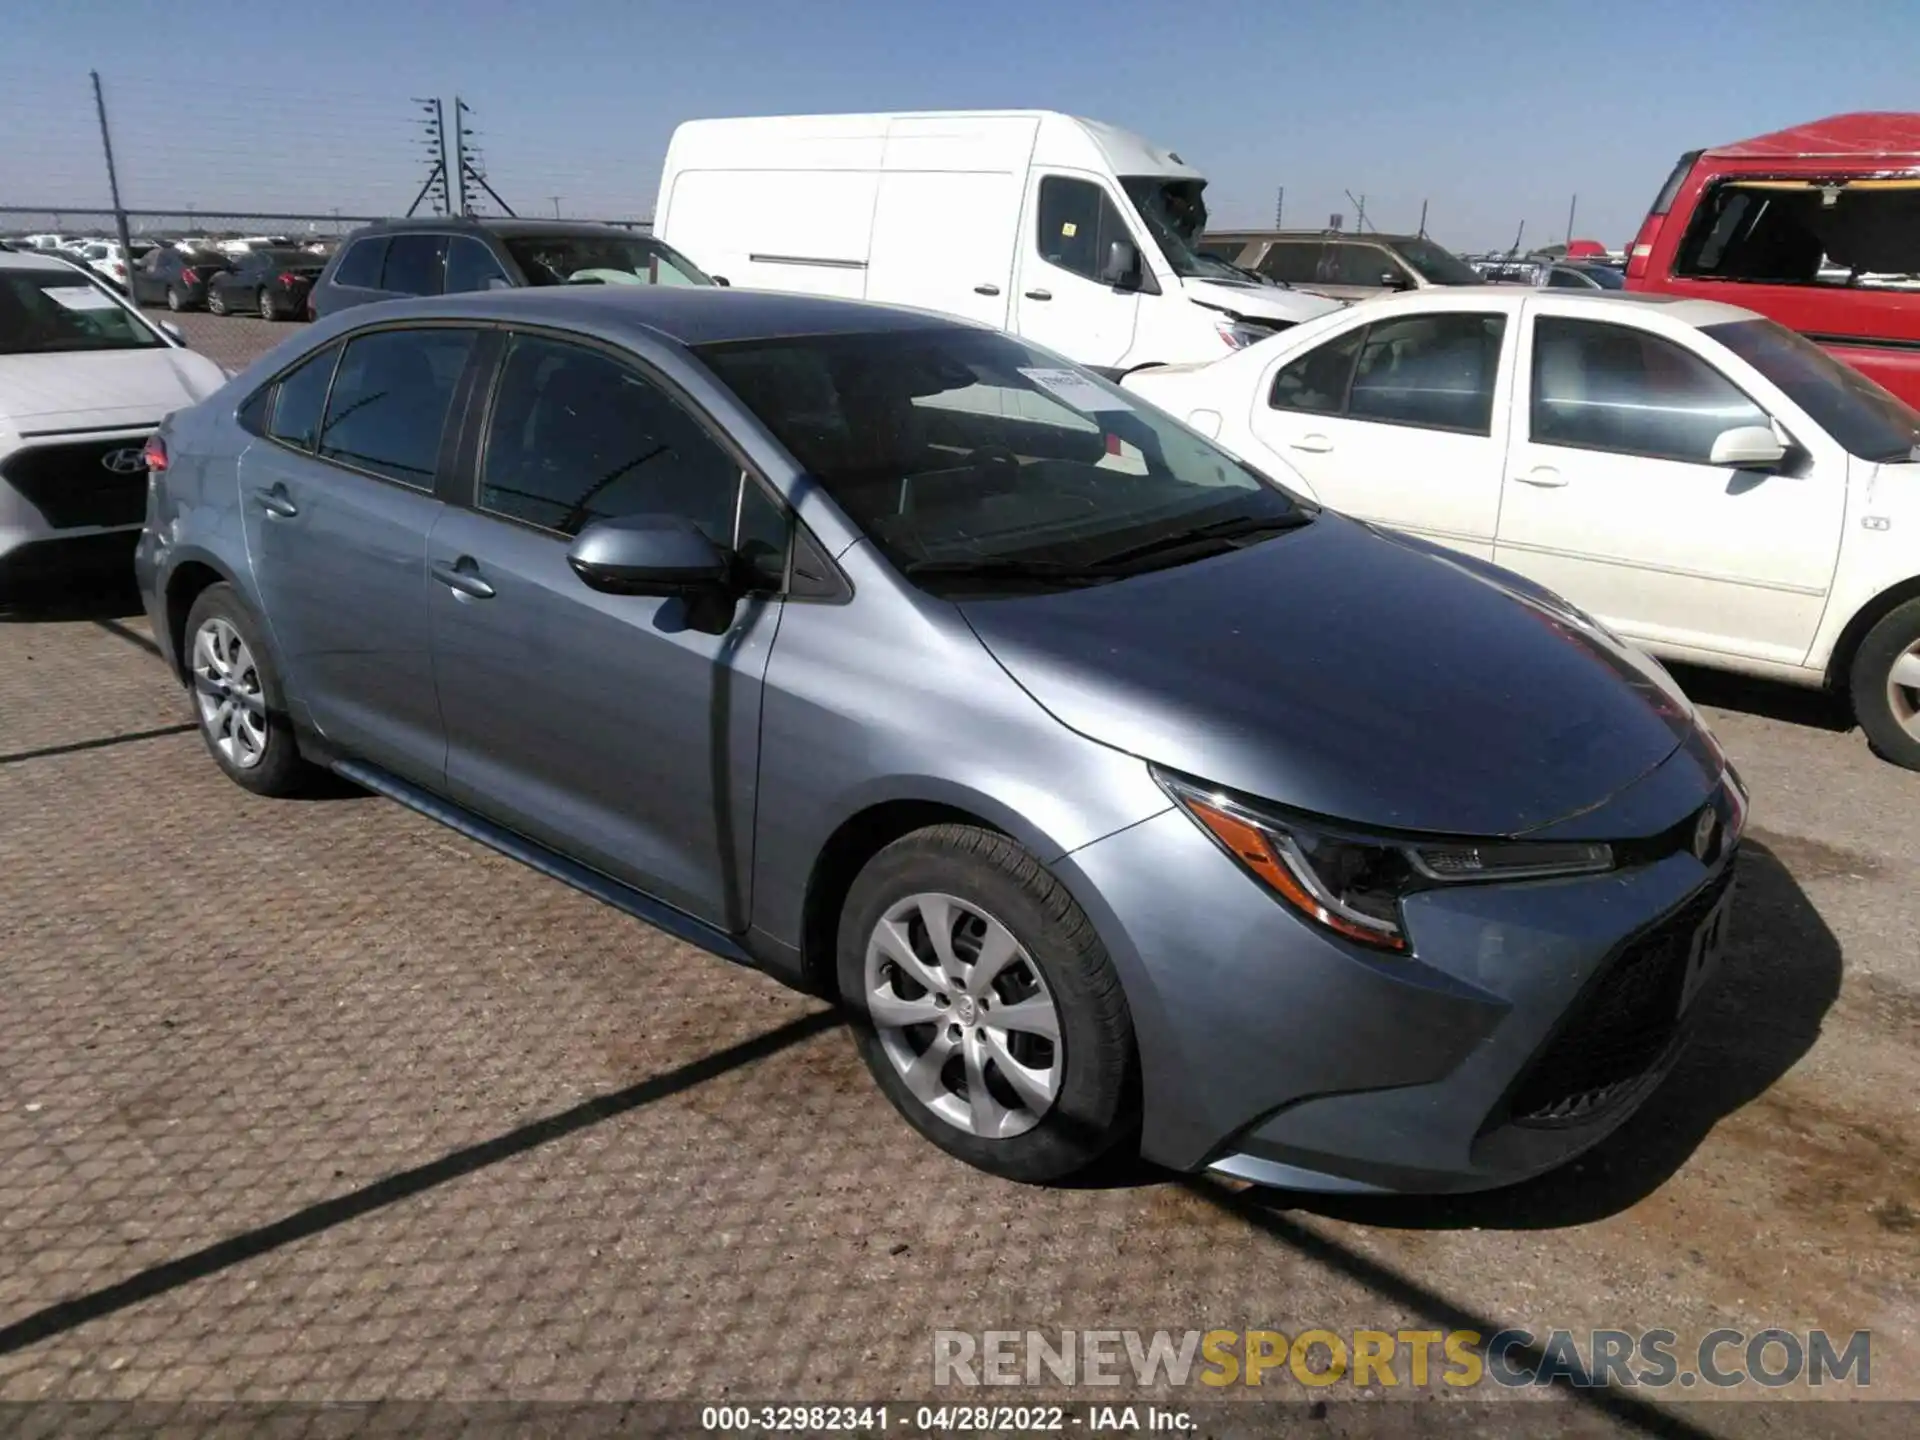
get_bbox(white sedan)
[1123,287,1920,768]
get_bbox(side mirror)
[711,274,731,288]
[1379,271,1414,291]
[1099,239,1142,290]
[484,276,514,291]
[567,513,733,597]
[1708,424,1787,469]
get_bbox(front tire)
[1851,598,1920,770]
[258,288,280,321]
[183,584,318,796]
[837,824,1138,1182]
[165,286,183,312]
[207,288,227,315]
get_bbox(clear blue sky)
[2,0,1916,249]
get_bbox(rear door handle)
[430,557,495,599]
[1514,467,1567,488]
[1289,434,1334,454]
[252,484,297,518]
[974,283,1001,296]
[1023,288,1052,301]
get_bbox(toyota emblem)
[1691,806,1720,863]
[101,447,147,475]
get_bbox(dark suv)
[308,217,716,320]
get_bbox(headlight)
[1155,769,1613,954]
[1214,318,1272,351]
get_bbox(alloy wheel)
[863,891,1063,1139]
[259,288,277,320]
[1888,642,1920,742]
[191,617,269,769]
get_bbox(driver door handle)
[1290,434,1334,454]
[1515,466,1568,488]
[1023,288,1052,301]
[431,557,495,599]
[974,283,1001,296]
[252,484,298,518]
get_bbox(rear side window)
[380,234,448,296]
[1269,326,1364,414]
[1349,313,1506,433]
[444,235,510,294]
[332,237,387,289]
[1675,180,1920,290]
[267,343,340,451]
[1530,317,1767,463]
[1255,241,1320,285]
[1036,176,1136,284]
[317,328,474,487]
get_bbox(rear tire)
[837,824,1138,1183]
[1850,598,1920,771]
[165,286,183,312]
[182,583,319,797]
[207,288,227,315]
[258,288,279,321]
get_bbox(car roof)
[1707,110,1920,160]
[343,217,656,241]
[1362,285,1757,327]
[1208,230,1431,244]
[336,284,976,348]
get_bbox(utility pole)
[1565,193,1579,247]
[407,97,450,217]
[1344,190,1369,233]
[453,97,515,217]
[451,97,469,215]
[551,195,562,219]
[1273,186,1284,228]
[89,71,136,282]
[1417,199,1428,239]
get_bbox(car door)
[1245,304,1514,559]
[426,330,789,930]
[236,324,479,783]
[1013,173,1142,367]
[1494,304,1847,665]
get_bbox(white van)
[653,110,1342,371]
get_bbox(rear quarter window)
[332,237,388,290]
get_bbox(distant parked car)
[207,248,324,320]
[1123,285,1920,768]
[1539,261,1626,291]
[308,217,715,320]
[78,240,155,292]
[131,248,234,311]
[0,253,226,588]
[1202,230,1483,300]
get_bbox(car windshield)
[697,326,1310,593]
[1704,318,1920,464]
[502,233,711,288]
[1118,177,1253,284]
[1394,237,1481,286]
[0,268,162,355]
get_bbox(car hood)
[0,348,227,430]
[1181,277,1344,327]
[957,515,1692,836]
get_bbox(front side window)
[444,235,511,294]
[0,268,162,356]
[333,237,387,289]
[1036,177,1137,284]
[698,326,1309,593]
[1546,267,1589,289]
[1704,317,1919,463]
[266,344,340,450]
[1675,180,1920,290]
[380,234,447,296]
[1256,242,1322,285]
[1530,317,1768,463]
[317,327,474,487]
[500,232,709,288]
[1269,326,1365,414]
[479,334,742,542]
[1321,243,1399,288]
[1348,312,1506,433]
[1392,238,1481,286]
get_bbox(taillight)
[180,267,199,285]
[1624,217,1662,281]
[142,435,169,472]
[278,272,299,285]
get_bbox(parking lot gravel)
[0,311,1913,1430]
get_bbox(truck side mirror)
[1099,239,1143,290]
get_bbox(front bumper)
[1056,731,1740,1192]
[0,430,155,568]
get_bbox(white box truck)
[652,110,1342,372]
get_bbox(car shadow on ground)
[0,566,145,623]
[1667,661,1854,733]
[1234,839,1841,1230]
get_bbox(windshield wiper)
[901,557,1123,586]
[1086,512,1312,569]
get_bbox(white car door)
[1243,302,1515,560]
[1013,172,1141,367]
[1494,302,1847,668]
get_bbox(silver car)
[137,286,1745,1191]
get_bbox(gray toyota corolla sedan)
[136,286,1746,1192]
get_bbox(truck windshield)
[1119,177,1253,284]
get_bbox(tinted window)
[1530,317,1767,463]
[267,344,339,451]
[1348,313,1506,433]
[444,235,510,294]
[1269,326,1364,413]
[317,328,473,486]
[1704,318,1919,464]
[479,334,741,541]
[380,234,447,296]
[1676,181,1919,290]
[1036,177,1135,284]
[1321,243,1399,287]
[500,233,709,288]
[1393,238,1481,286]
[699,327,1306,592]
[1255,241,1321,285]
[1546,267,1589,289]
[333,237,387,289]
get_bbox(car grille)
[1505,867,1736,1127]
[1,436,153,530]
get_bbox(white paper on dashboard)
[1017,367,1132,414]
[46,286,121,312]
